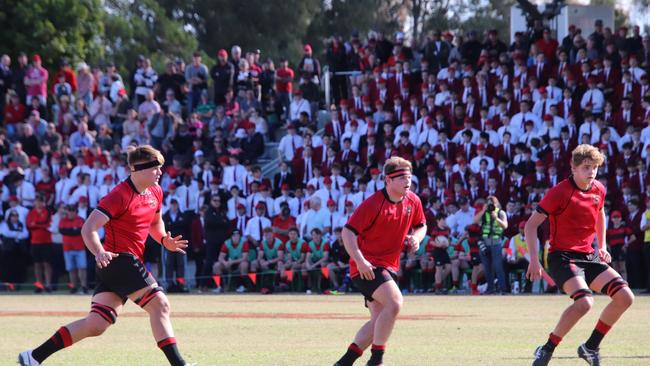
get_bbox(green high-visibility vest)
[482,208,504,239]
[308,241,327,261]
[261,238,283,259]
[285,239,306,261]
[224,238,247,260]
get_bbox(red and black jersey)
[429,225,450,239]
[537,177,605,254]
[96,177,163,261]
[606,224,632,247]
[345,188,426,278]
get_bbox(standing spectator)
[59,205,88,294]
[27,195,53,292]
[162,199,188,292]
[137,90,161,121]
[24,54,48,106]
[155,61,184,103]
[89,90,113,130]
[210,49,235,106]
[185,52,209,113]
[147,105,173,150]
[0,209,29,287]
[607,210,634,282]
[326,36,348,103]
[134,58,158,106]
[0,54,12,119]
[298,44,321,83]
[12,52,28,103]
[75,62,95,107]
[4,93,26,139]
[53,58,77,94]
[275,58,294,119]
[472,196,508,294]
[200,194,230,292]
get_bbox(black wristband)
[160,235,168,246]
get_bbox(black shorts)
[143,237,161,263]
[548,251,610,291]
[30,244,52,263]
[470,252,481,266]
[94,253,157,303]
[352,267,397,306]
[433,248,451,266]
[609,245,625,262]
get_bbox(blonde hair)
[383,156,413,177]
[571,144,605,167]
[127,145,165,167]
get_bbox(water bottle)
[512,280,520,294]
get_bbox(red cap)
[339,99,348,106]
[518,221,526,229]
[32,54,41,62]
[118,88,127,97]
[217,49,228,58]
[237,203,246,210]
[79,196,88,203]
[370,168,380,175]
[281,183,290,190]
[327,199,336,207]
[538,87,547,94]
[343,181,352,188]
[29,156,39,165]
[543,114,553,121]
[303,44,312,53]
[362,95,370,103]
[535,160,545,167]
[350,120,358,127]
[323,176,332,184]
[168,183,176,190]
[9,195,18,202]
[345,200,354,207]
[293,89,302,96]
[255,202,266,209]
[611,210,622,218]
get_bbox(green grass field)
[1,293,649,365]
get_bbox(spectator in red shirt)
[606,210,635,281]
[272,202,295,244]
[26,195,53,292]
[59,205,88,294]
[275,58,294,119]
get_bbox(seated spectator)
[256,227,284,293]
[304,228,330,294]
[213,229,252,293]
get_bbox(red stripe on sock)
[348,343,363,356]
[549,333,562,345]
[157,337,177,349]
[371,344,386,351]
[59,326,73,347]
[595,320,611,335]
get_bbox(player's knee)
[86,314,111,337]
[149,295,171,317]
[573,296,593,314]
[614,289,634,308]
[384,298,403,317]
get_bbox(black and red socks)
[585,320,611,350]
[367,344,385,365]
[542,332,562,353]
[32,326,73,363]
[336,342,363,366]
[157,337,186,366]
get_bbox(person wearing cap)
[208,49,234,106]
[298,43,321,82]
[333,156,426,366]
[472,195,508,294]
[275,58,295,118]
[24,54,48,106]
[20,145,195,366]
[580,76,605,114]
[289,87,311,123]
[244,202,271,248]
[606,210,633,282]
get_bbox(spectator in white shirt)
[278,123,303,162]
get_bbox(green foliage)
[0,0,104,67]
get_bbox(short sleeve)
[220,245,228,253]
[324,243,331,251]
[301,243,309,253]
[242,242,250,252]
[154,185,163,213]
[345,198,374,235]
[411,195,426,229]
[97,186,126,219]
[537,185,565,217]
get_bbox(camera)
[486,203,495,212]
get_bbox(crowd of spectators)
[1,19,650,295]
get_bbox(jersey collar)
[382,187,405,204]
[569,175,592,193]
[127,176,144,194]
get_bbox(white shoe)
[211,287,223,294]
[235,285,246,293]
[306,289,312,295]
[18,350,41,366]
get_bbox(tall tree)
[0,0,104,67]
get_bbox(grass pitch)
[1,293,649,365]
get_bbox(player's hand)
[526,260,543,281]
[95,250,119,268]
[405,235,419,254]
[598,248,611,263]
[162,231,189,254]
[358,258,375,280]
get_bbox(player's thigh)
[562,275,590,295]
[371,280,403,311]
[368,299,384,321]
[91,291,125,311]
[589,266,624,293]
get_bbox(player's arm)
[342,225,375,280]
[524,211,547,281]
[81,209,116,268]
[596,207,611,263]
[150,211,188,254]
[406,224,427,253]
